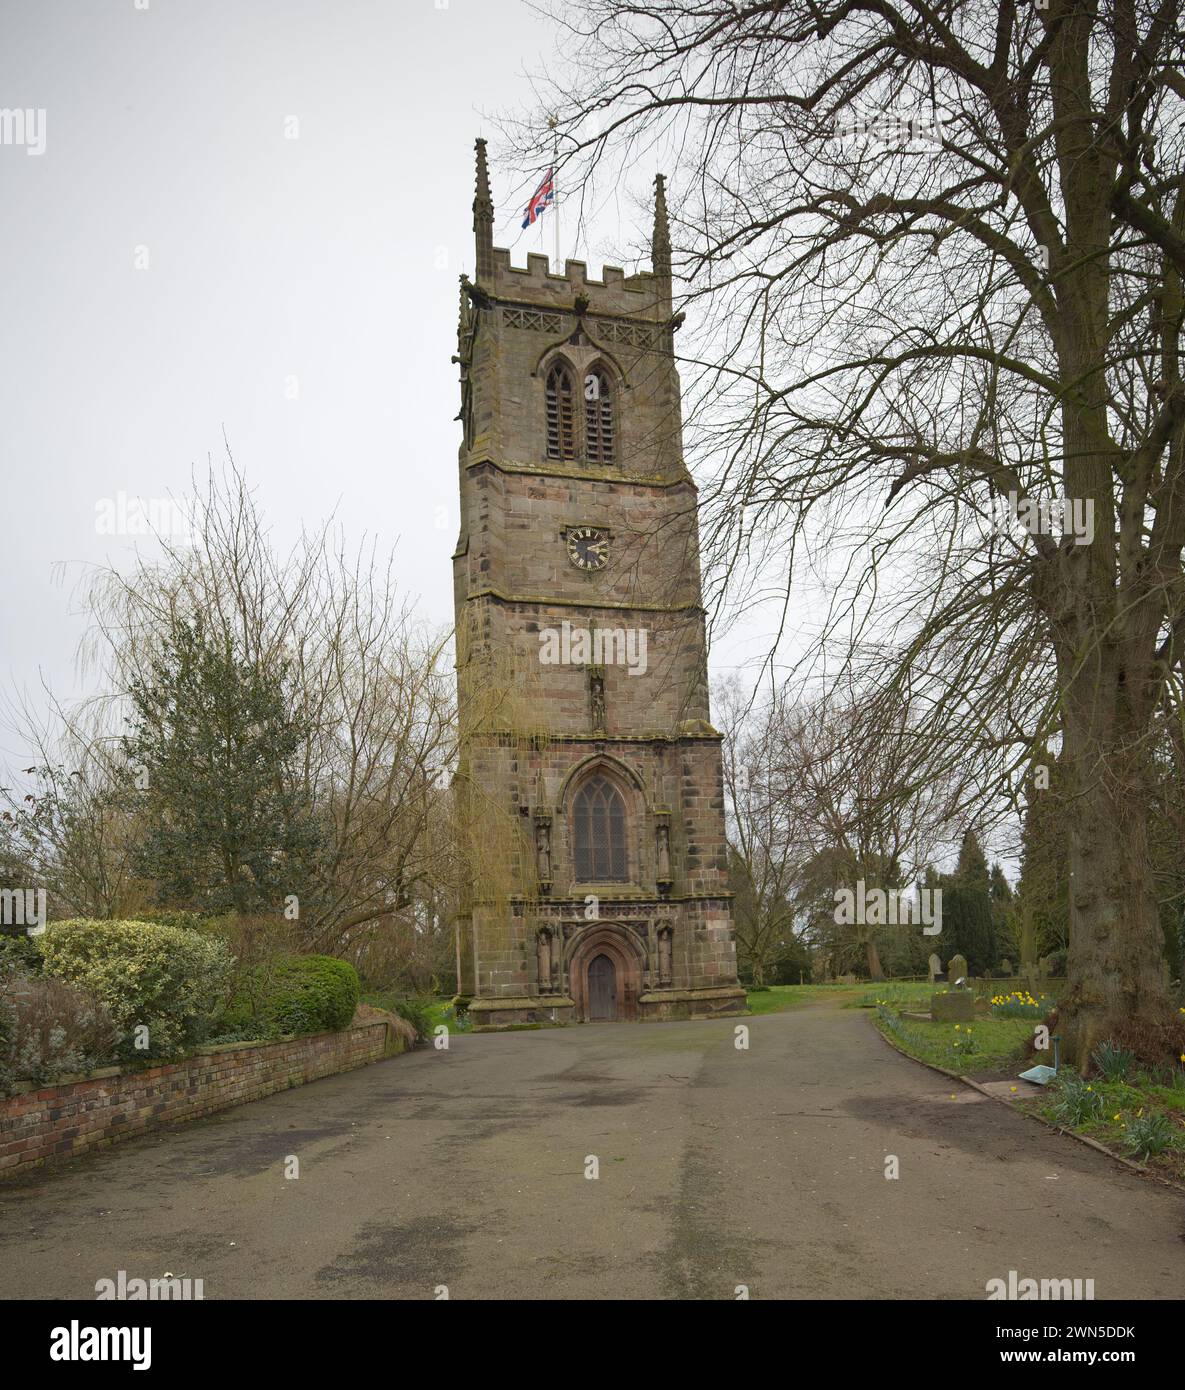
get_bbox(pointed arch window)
[572,773,628,881]
[546,363,576,459]
[584,367,614,463]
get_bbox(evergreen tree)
[931,828,998,973]
[123,619,323,916]
[939,883,996,976]
[1014,763,1070,963]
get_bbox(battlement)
[471,139,672,318]
[493,248,653,292]
[486,248,659,315]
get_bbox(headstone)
[948,953,969,986]
[928,952,942,983]
[931,990,975,1022]
[999,958,1012,976]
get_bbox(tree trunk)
[1060,740,1170,1066]
[1019,901,1037,970]
[865,935,884,982]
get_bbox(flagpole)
[548,115,560,270]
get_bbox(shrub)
[261,955,359,1035]
[39,918,234,1060]
[393,996,434,1041]
[1092,1039,1136,1082]
[0,974,119,1092]
[0,933,43,979]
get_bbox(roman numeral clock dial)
[565,526,609,571]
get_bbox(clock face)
[566,526,609,571]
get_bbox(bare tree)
[776,692,965,978]
[0,693,147,920]
[507,0,1185,1061]
[9,460,457,951]
[718,679,802,984]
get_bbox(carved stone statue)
[589,667,606,731]
[535,813,552,883]
[656,819,671,882]
[658,926,673,986]
[537,928,553,993]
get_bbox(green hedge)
[265,955,359,1035]
[216,954,360,1039]
[39,918,234,1060]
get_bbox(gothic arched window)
[546,363,576,459]
[572,774,629,881]
[584,368,614,463]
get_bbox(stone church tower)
[452,140,746,1028]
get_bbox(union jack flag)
[521,168,555,229]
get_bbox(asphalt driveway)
[1,1001,1181,1299]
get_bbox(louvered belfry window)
[572,774,628,881]
[546,363,576,459]
[585,368,614,463]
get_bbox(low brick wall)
[0,1018,403,1180]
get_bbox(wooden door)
[587,953,618,1021]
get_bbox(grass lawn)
[853,980,936,1011]
[873,1005,1038,1072]
[746,980,1061,1018]
[745,983,865,1014]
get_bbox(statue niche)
[534,809,552,890]
[655,813,672,888]
[657,925,673,986]
[536,926,555,993]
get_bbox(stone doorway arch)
[567,924,644,1022]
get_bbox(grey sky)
[0,0,637,720]
[0,0,1017,890]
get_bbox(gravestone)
[947,953,969,986]
[931,990,975,1022]
[928,952,942,983]
[999,958,1012,976]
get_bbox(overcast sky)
[1,0,694,730]
[0,0,1015,882]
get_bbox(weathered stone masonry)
[452,140,746,1028]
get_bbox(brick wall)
[0,1018,401,1181]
